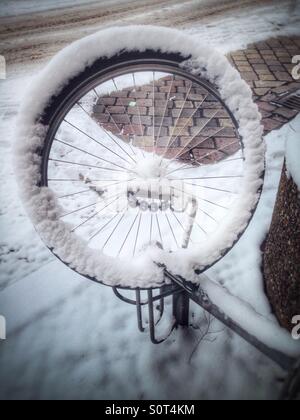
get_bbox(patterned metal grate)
[272,91,300,111]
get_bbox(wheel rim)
[41,60,245,260]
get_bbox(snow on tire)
[15,26,265,288]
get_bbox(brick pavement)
[93,75,240,164]
[92,36,300,164]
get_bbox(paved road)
[1,0,298,68]
[0,0,299,400]
[0,0,299,289]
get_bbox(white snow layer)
[200,274,300,358]
[286,115,300,191]
[15,25,264,288]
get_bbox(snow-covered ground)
[0,0,300,400]
[1,116,299,400]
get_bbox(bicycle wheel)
[16,26,265,288]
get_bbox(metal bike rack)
[113,266,298,373]
[112,184,298,373]
[113,284,187,344]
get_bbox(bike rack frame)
[113,266,298,372]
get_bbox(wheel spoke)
[165,128,236,176]
[172,186,229,210]
[54,138,133,172]
[170,211,194,246]
[49,178,131,183]
[167,153,243,176]
[76,101,137,163]
[133,212,143,256]
[167,93,209,152]
[191,139,242,165]
[118,211,140,256]
[58,189,91,199]
[150,213,153,243]
[156,74,175,147]
[156,214,164,248]
[194,219,208,236]
[165,213,179,248]
[161,82,193,157]
[112,78,137,156]
[152,71,156,153]
[59,199,99,218]
[169,175,243,181]
[183,182,237,195]
[63,119,132,165]
[101,212,127,251]
[71,194,123,232]
[49,158,132,174]
[89,207,127,242]
[168,124,224,167]
[210,156,244,165]
[132,73,146,157]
